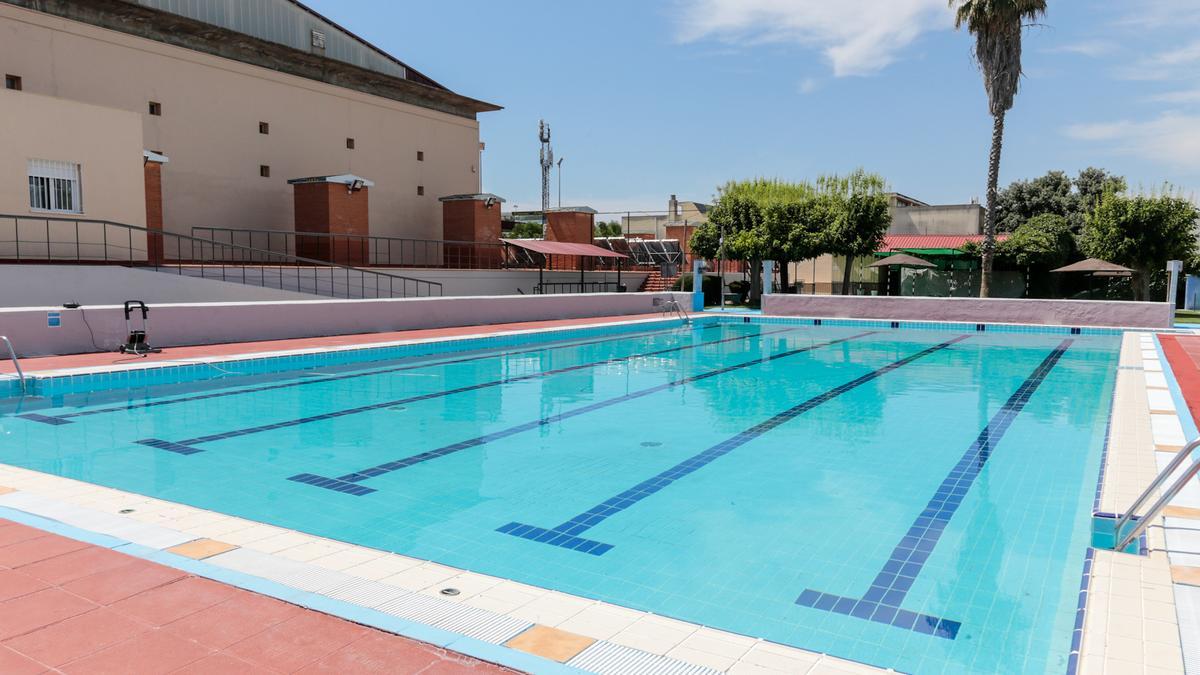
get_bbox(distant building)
[790,193,991,295]
[621,194,712,239]
[0,0,499,246]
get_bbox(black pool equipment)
[118,300,162,356]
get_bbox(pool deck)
[0,517,514,674]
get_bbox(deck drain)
[641,441,663,447]
[118,508,135,514]
[439,587,460,596]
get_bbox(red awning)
[501,239,627,258]
[882,234,1009,251]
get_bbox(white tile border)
[0,463,885,675]
[1079,331,1188,674]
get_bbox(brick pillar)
[439,193,505,268]
[288,175,372,265]
[143,151,168,264]
[665,223,694,263]
[545,207,596,270]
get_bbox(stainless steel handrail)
[1114,437,1200,551]
[0,336,25,394]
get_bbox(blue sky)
[307,0,1200,215]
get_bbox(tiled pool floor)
[0,317,1195,674]
[0,517,515,674]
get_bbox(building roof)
[881,234,1009,251]
[501,239,627,259]
[286,174,375,187]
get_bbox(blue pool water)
[0,319,1121,673]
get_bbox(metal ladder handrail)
[655,297,690,324]
[1114,437,1200,552]
[0,336,26,394]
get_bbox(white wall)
[0,292,693,357]
[0,265,654,307]
[0,265,319,307]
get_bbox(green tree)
[998,213,1074,268]
[690,179,819,300]
[951,0,1048,298]
[994,167,1127,231]
[594,221,623,238]
[502,222,543,239]
[820,170,890,295]
[1079,189,1199,301]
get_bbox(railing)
[0,214,441,299]
[1113,438,1200,552]
[193,226,519,270]
[0,336,25,395]
[534,281,625,294]
[190,226,666,273]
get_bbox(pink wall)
[761,294,1171,328]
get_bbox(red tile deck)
[1,313,659,375]
[0,519,518,674]
[1158,334,1200,427]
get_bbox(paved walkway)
[0,313,664,376]
[0,518,517,674]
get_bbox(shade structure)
[501,238,627,259]
[867,252,936,269]
[1050,258,1133,274]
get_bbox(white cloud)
[1044,41,1115,58]
[1149,89,1200,104]
[1065,113,1200,169]
[1115,40,1200,80]
[798,77,818,94]
[675,0,946,77]
[1118,0,1200,29]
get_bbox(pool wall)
[761,294,1172,328]
[0,291,693,358]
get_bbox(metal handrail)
[0,336,26,394]
[1114,437,1200,551]
[190,225,664,272]
[1,214,442,299]
[654,297,690,324]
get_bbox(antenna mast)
[538,120,553,235]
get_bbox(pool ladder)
[1,336,25,395]
[654,297,690,325]
[1112,437,1200,552]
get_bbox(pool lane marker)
[134,325,802,456]
[19,323,714,426]
[498,335,971,557]
[795,338,1072,641]
[288,331,881,496]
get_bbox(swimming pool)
[0,318,1122,673]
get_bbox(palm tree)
[951,0,1047,298]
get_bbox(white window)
[28,159,82,213]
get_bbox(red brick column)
[143,153,167,264]
[289,176,372,265]
[439,194,505,268]
[545,208,596,270]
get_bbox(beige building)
[0,0,499,246]
[620,194,711,238]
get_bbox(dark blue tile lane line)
[135,326,802,455]
[19,324,714,425]
[499,335,972,556]
[287,331,881,495]
[795,339,1073,641]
